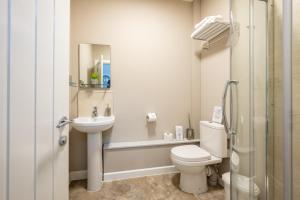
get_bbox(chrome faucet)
[92,106,98,118]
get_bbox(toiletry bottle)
[105,104,111,116]
[175,126,183,140]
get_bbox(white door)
[0,0,70,200]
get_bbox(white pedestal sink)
[72,116,115,192]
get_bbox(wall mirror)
[79,44,111,89]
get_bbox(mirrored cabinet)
[79,44,111,89]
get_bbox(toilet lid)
[171,145,211,162]
[222,172,260,196]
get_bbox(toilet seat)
[171,145,211,162]
[171,145,222,166]
[171,154,222,166]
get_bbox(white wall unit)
[0,0,69,200]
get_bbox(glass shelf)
[79,83,110,89]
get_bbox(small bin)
[222,172,260,200]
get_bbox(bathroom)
[0,0,299,200]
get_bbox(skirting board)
[69,165,179,182]
[69,170,87,182]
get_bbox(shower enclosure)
[228,0,268,199]
[267,0,300,199]
[228,0,299,199]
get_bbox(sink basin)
[72,116,115,133]
[71,115,115,192]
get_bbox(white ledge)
[103,138,200,150]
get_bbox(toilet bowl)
[171,145,222,194]
[222,172,260,200]
[170,121,228,194]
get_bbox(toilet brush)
[186,114,194,140]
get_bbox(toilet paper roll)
[146,113,157,122]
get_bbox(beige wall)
[269,0,300,199]
[199,0,230,120]
[70,0,203,172]
[271,0,284,199]
[292,0,300,198]
[266,1,275,199]
[103,0,207,173]
[70,0,231,173]
[268,0,283,199]
[197,0,231,181]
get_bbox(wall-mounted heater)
[191,15,230,49]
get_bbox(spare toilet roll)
[146,113,157,122]
[164,132,174,141]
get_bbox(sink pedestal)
[87,132,102,192]
[71,116,115,192]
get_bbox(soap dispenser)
[105,104,111,116]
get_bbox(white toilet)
[171,121,228,194]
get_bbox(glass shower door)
[228,0,268,199]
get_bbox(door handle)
[222,80,239,135]
[56,116,71,146]
[56,116,72,128]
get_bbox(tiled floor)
[69,173,225,200]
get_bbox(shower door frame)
[282,0,293,199]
